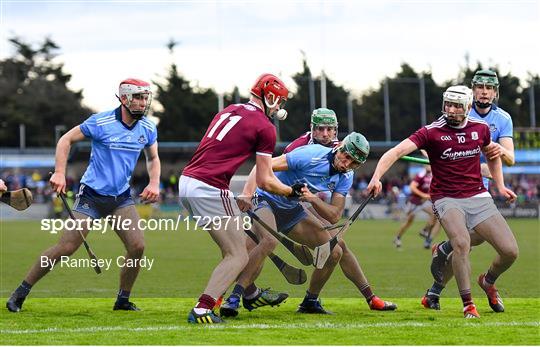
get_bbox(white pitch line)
[2,321,539,335]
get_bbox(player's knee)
[127,241,145,258]
[329,244,343,264]
[258,233,279,253]
[451,237,470,255]
[502,245,519,262]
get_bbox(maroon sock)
[360,283,375,301]
[244,283,258,297]
[195,294,216,310]
[459,289,473,307]
[484,270,499,286]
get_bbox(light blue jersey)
[79,107,157,196]
[257,144,353,209]
[470,104,513,143]
[469,104,513,187]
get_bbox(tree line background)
[1,37,538,147]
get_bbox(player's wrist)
[286,186,294,197]
[240,191,254,198]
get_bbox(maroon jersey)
[408,117,491,202]
[409,170,432,205]
[283,131,339,154]
[183,102,276,189]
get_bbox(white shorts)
[433,196,499,231]
[178,175,240,218]
[406,200,432,215]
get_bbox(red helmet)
[250,73,289,109]
[119,78,151,96]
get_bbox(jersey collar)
[248,100,263,111]
[327,150,340,176]
[448,117,468,129]
[472,103,497,118]
[115,106,139,130]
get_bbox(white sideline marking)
[2,321,539,334]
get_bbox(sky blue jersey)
[469,104,513,187]
[257,144,353,209]
[79,107,157,196]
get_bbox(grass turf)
[1,218,539,344]
[1,298,539,345]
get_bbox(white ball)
[276,109,288,120]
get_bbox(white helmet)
[118,78,152,118]
[442,85,473,123]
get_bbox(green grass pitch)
[1,218,539,345]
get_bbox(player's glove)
[288,183,307,198]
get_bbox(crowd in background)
[2,169,538,209]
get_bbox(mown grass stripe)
[2,321,539,334]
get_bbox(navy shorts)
[255,197,308,235]
[73,184,135,219]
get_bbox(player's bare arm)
[0,179,7,193]
[367,138,418,196]
[498,137,515,166]
[483,143,516,203]
[243,154,292,196]
[480,137,515,178]
[140,143,161,203]
[300,190,345,224]
[239,154,292,211]
[480,163,493,179]
[238,165,259,212]
[256,154,292,195]
[484,137,515,165]
[50,125,86,194]
[410,180,429,200]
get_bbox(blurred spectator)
[2,169,538,208]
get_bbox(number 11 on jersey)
[207,113,243,141]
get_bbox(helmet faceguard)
[250,73,289,119]
[118,78,152,120]
[471,69,499,108]
[335,132,370,172]
[442,85,473,126]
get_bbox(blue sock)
[15,280,33,297]
[231,284,245,298]
[116,289,130,304]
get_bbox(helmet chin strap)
[261,92,271,118]
[125,106,144,120]
[261,92,280,120]
[116,94,144,120]
[474,100,492,109]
